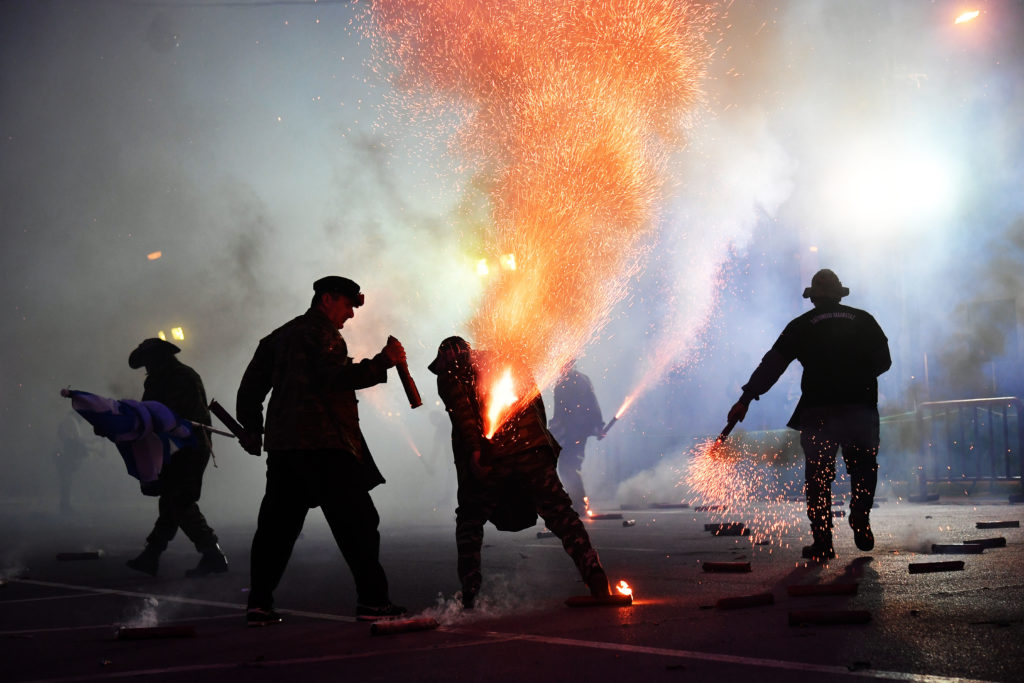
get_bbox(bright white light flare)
[484,368,518,439]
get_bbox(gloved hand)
[240,432,263,457]
[382,336,406,368]
[727,401,748,425]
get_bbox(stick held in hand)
[388,336,422,409]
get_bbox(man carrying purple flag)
[124,338,228,578]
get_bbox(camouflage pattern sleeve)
[438,372,483,456]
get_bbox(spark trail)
[683,433,806,551]
[369,0,713,429]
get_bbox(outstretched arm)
[729,347,792,424]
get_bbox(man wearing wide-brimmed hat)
[125,337,228,578]
[726,269,891,563]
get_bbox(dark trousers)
[248,450,389,610]
[455,447,601,588]
[555,440,587,514]
[799,405,880,542]
[146,447,218,552]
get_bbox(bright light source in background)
[157,331,167,341]
[147,251,162,261]
[499,253,516,271]
[954,10,980,24]
[822,141,959,238]
[476,259,490,276]
[171,327,185,341]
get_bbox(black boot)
[185,544,228,578]
[849,513,874,551]
[801,528,835,563]
[460,571,482,609]
[126,545,161,577]
[580,550,610,597]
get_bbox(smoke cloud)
[1,1,1022,538]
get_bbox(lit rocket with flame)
[483,367,519,439]
[602,393,637,435]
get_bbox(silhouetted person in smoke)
[126,338,228,578]
[429,337,611,608]
[54,410,97,516]
[549,360,605,514]
[236,276,407,627]
[727,269,891,563]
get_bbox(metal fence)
[914,397,1024,503]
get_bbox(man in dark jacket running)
[727,269,891,563]
[236,276,406,626]
[126,338,228,578]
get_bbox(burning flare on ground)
[370,0,712,433]
[615,580,633,597]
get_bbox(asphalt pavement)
[2,496,1022,682]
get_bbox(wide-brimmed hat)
[128,338,181,369]
[802,269,849,299]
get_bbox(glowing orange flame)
[147,251,162,261]
[484,367,518,439]
[615,580,633,597]
[614,395,636,421]
[370,0,713,427]
[954,10,979,24]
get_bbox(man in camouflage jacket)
[429,337,610,608]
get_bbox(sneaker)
[126,547,160,577]
[801,542,836,563]
[850,516,875,551]
[246,607,282,627]
[356,602,408,621]
[185,545,229,578]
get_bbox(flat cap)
[313,276,363,306]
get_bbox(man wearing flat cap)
[726,269,891,563]
[236,276,407,626]
[126,338,228,578]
